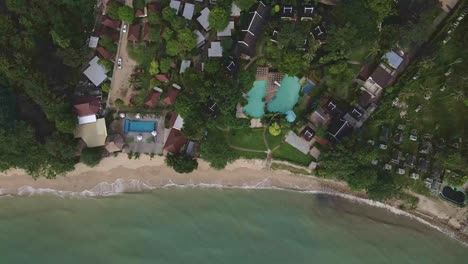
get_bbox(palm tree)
[128,77,142,89]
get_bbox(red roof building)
[96,46,113,60]
[144,90,162,108]
[163,129,188,154]
[101,17,121,30]
[128,24,141,42]
[142,23,151,41]
[148,3,161,13]
[163,86,180,105]
[155,74,170,83]
[97,27,120,41]
[73,97,100,117]
[135,8,147,18]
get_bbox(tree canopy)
[209,7,230,32]
[166,154,199,173]
[118,6,135,24]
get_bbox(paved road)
[107,0,138,108]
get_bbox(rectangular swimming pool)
[124,120,156,134]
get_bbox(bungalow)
[270,29,279,43]
[164,84,181,105]
[204,101,220,118]
[323,99,343,117]
[360,64,393,98]
[194,30,206,48]
[170,0,181,14]
[155,74,170,83]
[280,5,296,21]
[300,126,315,142]
[148,2,161,13]
[83,56,109,87]
[101,17,121,30]
[405,154,417,168]
[97,27,120,41]
[418,158,430,174]
[299,5,314,21]
[73,96,101,125]
[309,106,331,128]
[88,36,99,48]
[182,3,195,20]
[419,141,433,154]
[225,60,238,74]
[238,1,270,59]
[163,128,188,154]
[96,46,113,60]
[142,23,151,41]
[382,50,404,70]
[312,25,327,43]
[217,21,235,37]
[328,118,352,141]
[343,107,364,128]
[128,24,141,42]
[197,7,211,31]
[144,87,163,108]
[208,42,223,57]
[179,60,191,73]
[231,2,241,18]
[391,150,403,165]
[135,7,147,18]
[74,118,108,148]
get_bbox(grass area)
[273,143,314,166]
[236,150,267,160]
[229,128,266,151]
[265,131,283,149]
[271,163,311,175]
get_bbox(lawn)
[265,131,283,149]
[229,128,267,151]
[272,143,314,166]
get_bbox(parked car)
[117,58,122,69]
[122,24,127,33]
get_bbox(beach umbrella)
[136,135,143,141]
[151,131,157,137]
[135,113,141,119]
[119,113,126,119]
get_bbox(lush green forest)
[317,2,467,201]
[0,0,96,177]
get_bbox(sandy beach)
[0,154,467,243]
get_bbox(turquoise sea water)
[0,188,466,263]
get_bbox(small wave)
[1,179,466,246]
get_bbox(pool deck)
[256,67,283,103]
[118,114,166,154]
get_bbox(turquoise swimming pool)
[124,120,156,134]
[243,80,266,118]
[267,75,301,113]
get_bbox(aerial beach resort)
[0,0,467,262]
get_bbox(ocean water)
[0,188,466,263]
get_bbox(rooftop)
[217,21,235,37]
[83,56,109,87]
[170,0,181,13]
[197,7,211,31]
[74,118,108,148]
[285,131,311,154]
[382,51,404,69]
[208,42,223,57]
[88,36,99,48]
[182,3,195,20]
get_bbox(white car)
[122,24,127,33]
[117,58,122,69]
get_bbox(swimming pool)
[267,75,301,113]
[243,80,266,118]
[124,120,156,134]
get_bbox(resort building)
[74,118,108,148]
[83,56,109,87]
[170,0,181,14]
[180,60,191,73]
[128,24,141,42]
[299,5,314,21]
[182,3,195,20]
[208,42,223,57]
[280,5,296,21]
[101,17,121,30]
[285,131,312,154]
[164,84,181,105]
[238,1,270,59]
[88,36,99,48]
[194,30,206,48]
[73,96,101,125]
[217,21,235,37]
[144,87,163,108]
[312,25,327,43]
[135,7,148,18]
[231,2,241,18]
[96,46,112,60]
[197,8,211,31]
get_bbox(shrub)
[115,98,124,106]
[269,122,281,136]
[166,154,198,173]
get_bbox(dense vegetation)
[0,0,96,177]
[165,154,199,173]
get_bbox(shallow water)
[0,188,466,263]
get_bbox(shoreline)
[1,154,467,244]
